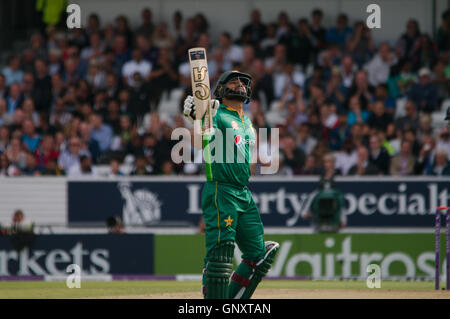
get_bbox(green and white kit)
[200,103,279,299]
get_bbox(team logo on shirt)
[235,135,243,147]
[231,121,239,130]
[234,135,255,147]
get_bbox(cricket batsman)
[183,71,280,299]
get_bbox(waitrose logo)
[233,235,447,280]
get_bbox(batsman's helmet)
[213,70,252,103]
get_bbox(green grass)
[0,280,439,299]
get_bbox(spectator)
[326,14,352,50]
[80,32,104,61]
[318,44,341,77]
[136,8,155,38]
[86,13,101,36]
[22,98,40,127]
[328,111,351,151]
[112,34,132,76]
[58,136,89,172]
[371,84,396,113]
[411,34,438,71]
[280,18,314,71]
[369,134,391,175]
[127,75,151,121]
[68,154,98,177]
[136,33,159,66]
[346,21,376,67]
[426,149,450,176]
[115,15,134,47]
[122,49,152,88]
[388,59,415,98]
[170,11,184,45]
[0,126,10,153]
[219,32,243,65]
[395,100,420,132]
[433,53,450,102]
[160,160,175,176]
[348,145,379,175]
[320,101,339,141]
[296,123,317,155]
[334,138,357,176]
[340,55,356,88]
[10,210,33,234]
[41,157,65,176]
[390,140,416,175]
[22,152,41,176]
[106,216,125,234]
[0,74,7,98]
[275,11,294,39]
[345,70,374,110]
[108,158,124,177]
[21,119,40,153]
[152,22,175,50]
[239,45,256,74]
[6,137,26,170]
[0,153,18,176]
[265,43,287,74]
[0,98,12,127]
[193,13,209,34]
[347,95,370,127]
[350,122,369,148]
[273,62,305,100]
[207,48,232,87]
[33,58,53,111]
[310,8,327,53]
[364,42,397,87]
[437,9,450,51]
[280,135,305,174]
[260,23,278,57]
[396,19,421,59]
[415,134,436,174]
[34,134,59,170]
[436,127,450,156]
[2,56,24,86]
[89,112,113,154]
[299,154,321,175]
[408,67,439,113]
[325,67,347,111]
[21,73,38,109]
[417,112,433,142]
[241,9,267,45]
[319,152,340,179]
[6,83,23,115]
[50,98,73,129]
[147,47,178,108]
[249,58,274,108]
[367,100,393,132]
[131,154,152,175]
[86,59,106,92]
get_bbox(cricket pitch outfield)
[0,280,449,299]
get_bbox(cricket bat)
[188,47,213,181]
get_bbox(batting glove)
[183,95,220,124]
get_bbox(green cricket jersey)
[209,104,256,187]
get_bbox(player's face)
[226,78,247,93]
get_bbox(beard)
[224,88,247,102]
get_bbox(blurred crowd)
[0,7,449,178]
